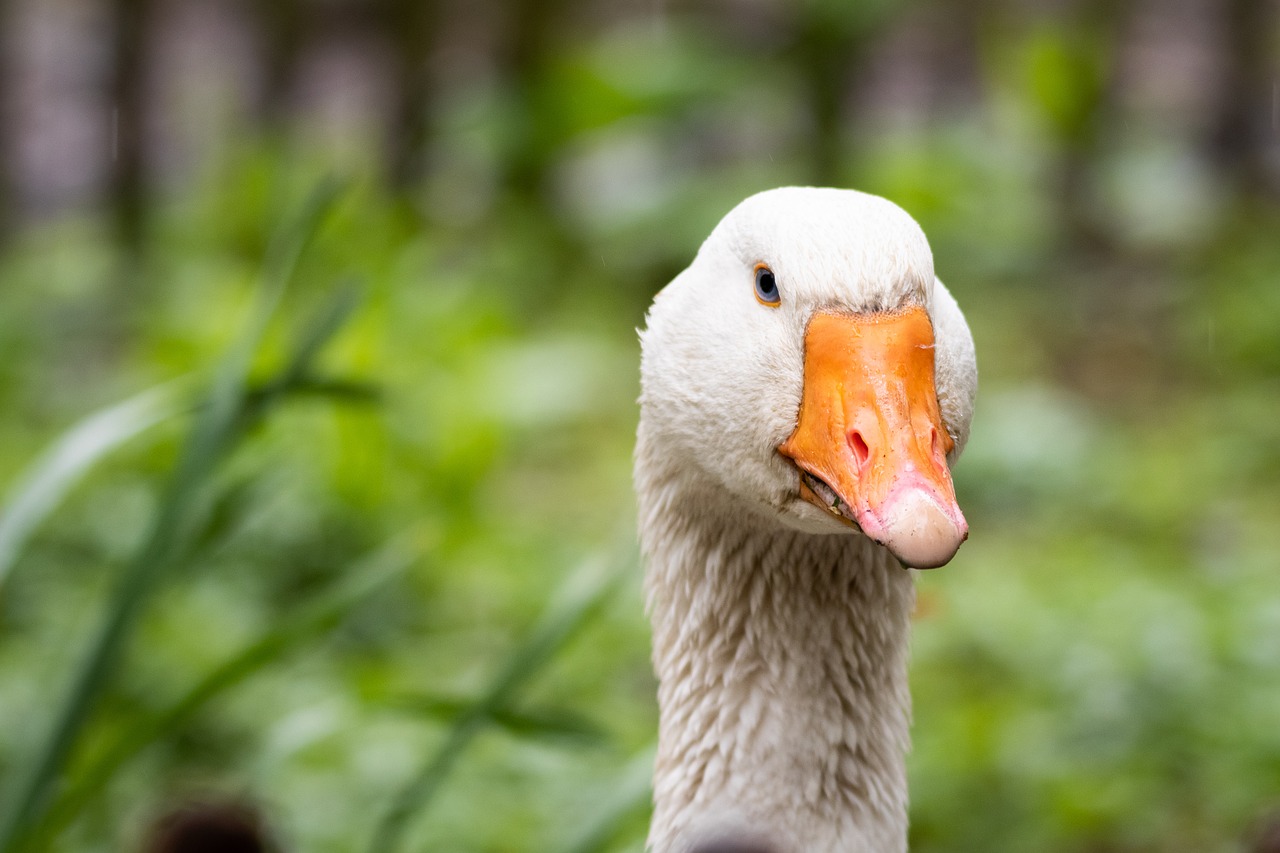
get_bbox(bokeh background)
[0,0,1278,851]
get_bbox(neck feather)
[638,449,915,853]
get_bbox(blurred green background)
[0,0,1278,851]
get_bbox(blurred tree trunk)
[496,0,566,202]
[254,0,305,126]
[1054,0,1131,255]
[107,0,153,254]
[380,0,439,188]
[796,23,851,186]
[0,0,12,243]
[1209,0,1277,201]
[927,0,985,116]
[489,0,577,316]
[790,2,891,187]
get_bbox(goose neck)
[641,476,916,853]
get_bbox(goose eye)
[754,265,780,306]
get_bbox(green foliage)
[0,180,356,851]
[1022,27,1110,142]
[0,168,653,852]
[0,380,188,590]
[370,547,630,853]
[29,532,425,850]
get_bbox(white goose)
[635,187,978,853]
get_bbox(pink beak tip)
[859,484,968,570]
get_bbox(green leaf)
[1024,27,1107,142]
[389,694,610,748]
[561,746,655,853]
[0,380,189,592]
[367,539,635,853]
[0,179,346,853]
[241,279,367,423]
[27,530,424,849]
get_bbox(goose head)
[639,186,977,568]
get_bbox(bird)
[635,187,977,853]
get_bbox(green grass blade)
[389,694,609,748]
[28,531,424,849]
[191,177,346,460]
[0,380,188,591]
[256,376,381,404]
[367,543,633,853]
[0,181,345,853]
[240,280,367,426]
[561,746,656,853]
[276,280,364,384]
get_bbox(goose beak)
[778,306,968,569]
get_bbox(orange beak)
[778,307,967,569]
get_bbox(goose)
[635,187,977,853]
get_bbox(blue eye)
[754,265,780,306]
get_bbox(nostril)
[929,426,946,469]
[849,430,870,471]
